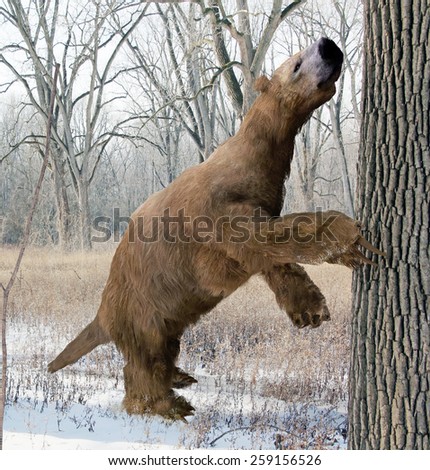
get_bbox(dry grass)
[2,245,353,448]
[0,246,111,318]
[2,246,352,403]
[181,263,352,405]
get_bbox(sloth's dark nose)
[318,37,343,66]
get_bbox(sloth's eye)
[294,60,302,73]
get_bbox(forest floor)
[1,246,353,450]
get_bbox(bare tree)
[294,107,332,210]
[120,2,223,162]
[0,0,148,249]
[122,1,308,165]
[202,0,308,116]
[349,0,430,449]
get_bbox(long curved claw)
[172,368,198,389]
[352,244,377,266]
[322,214,385,269]
[341,236,385,267]
[357,236,386,257]
[165,396,195,422]
[326,240,381,268]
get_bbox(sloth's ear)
[254,75,271,93]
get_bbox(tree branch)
[203,1,244,114]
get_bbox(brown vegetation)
[1,246,352,402]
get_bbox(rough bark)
[349,0,430,449]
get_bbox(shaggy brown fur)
[48,38,383,420]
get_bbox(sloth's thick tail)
[48,317,110,373]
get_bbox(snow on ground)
[4,366,347,450]
[4,286,348,450]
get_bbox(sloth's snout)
[318,37,344,66]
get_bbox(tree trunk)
[78,179,92,251]
[208,2,244,116]
[349,0,430,449]
[0,292,7,450]
[51,147,72,249]
[329,100,354,216]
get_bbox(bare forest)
[0,0,362,250]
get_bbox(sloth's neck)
[239,93,306,176]
[231,93,311,215]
